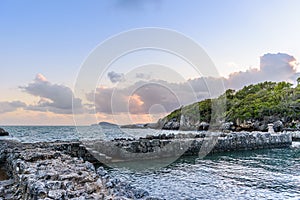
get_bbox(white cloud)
[226,53,298,89]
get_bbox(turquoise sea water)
[1,126,299,199]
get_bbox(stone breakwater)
[0,140,156,200]
[83,132,293,162]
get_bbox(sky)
[0,0,300,125]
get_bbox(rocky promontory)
[137,81,300,132]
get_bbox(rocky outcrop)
[0,128,9,136]
[162,118,180,130]
[0,140,156,200]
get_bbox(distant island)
[122,80,300,132]
[91,122,119,127]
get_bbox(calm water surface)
[1,126,299,199]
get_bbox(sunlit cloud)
[20,74,84,114]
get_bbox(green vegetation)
[163,80,300,125]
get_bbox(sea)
[1,126,300,200]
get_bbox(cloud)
[87,53,299,116]
[107,71,125,83]
[11,53,297,121]
[87,78,219,115]
[20,74,84,114]
[226,53,298,89]
[0,101,26,114]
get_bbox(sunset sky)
[1,0,300,125]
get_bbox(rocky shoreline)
[0,140,157,200]
[0,126,296,200]
[143,118,290,132]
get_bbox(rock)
[48,190,65,199]
[105,181,113,188]
[84,182,97,194]
[220,122,234,131]
[162,118,180,130]
[253,121,268,132]
[85,161,95,172]
[273,120,283,132]
[0,128,9,136]
[96,167,107,177]
[238,121,254,131]
[30,181,47,198]
[45,181,62,190]
[133,188,149,198]
[198,122,209,131]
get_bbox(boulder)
[253,121,268,132]
[0,128,9,136]
[273,120,283,132]
[239,121,254,131]
[220,122,234,131]
[198,122,209,131]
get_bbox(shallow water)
[1,126,299,199]
[109,145,300,199]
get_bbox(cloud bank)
[1,53,297,120]
[226,53,298,89]
[0,101,26,114]
[20,74,84,114]
[90,53,300,115]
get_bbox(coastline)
[0,130,296,199]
